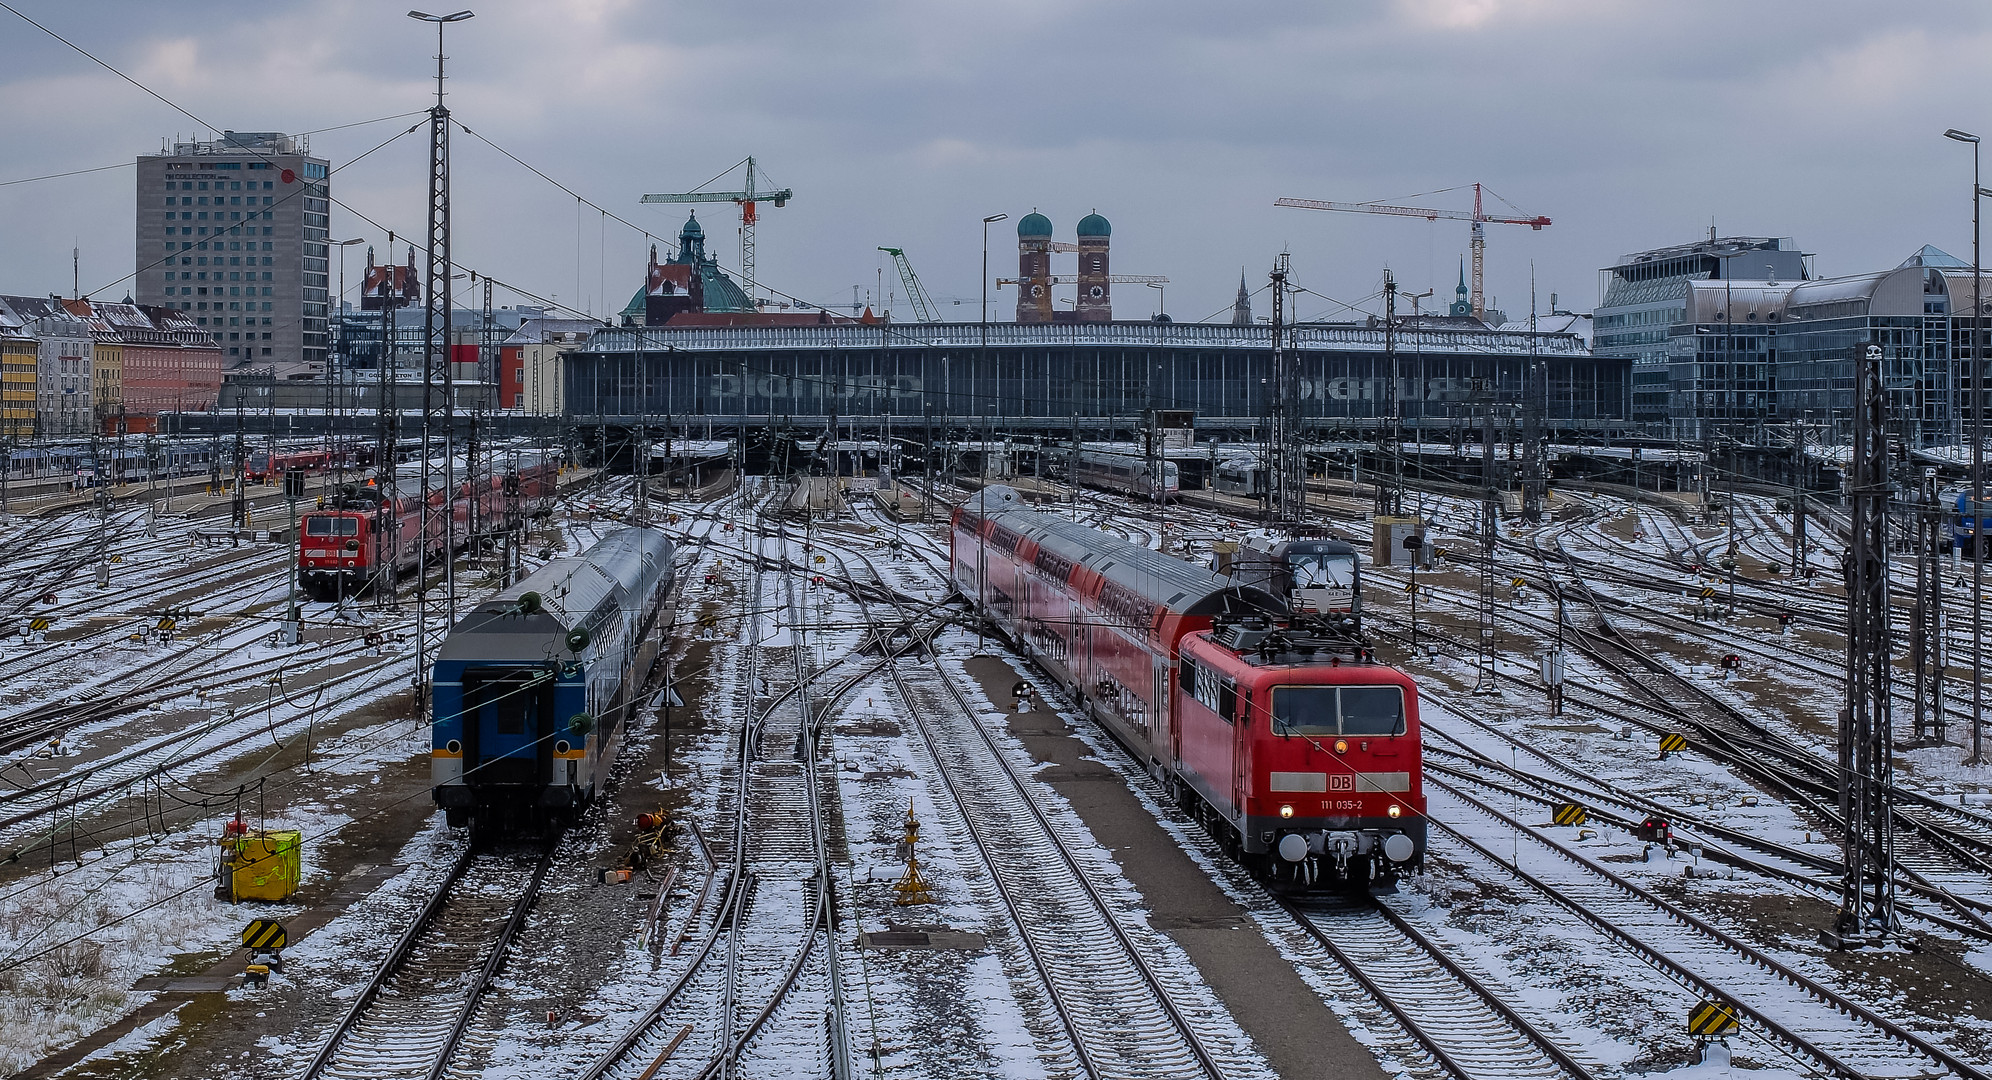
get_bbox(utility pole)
[1473,403,1499,695]
[1377,268,1402,518]
[1911,464,1946,745]
[1268,253,1303,525]
[1834,339,1896,948]
[1521,271,1545,525]
[410,8,473,703]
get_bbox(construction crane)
[1275,183,1549,319]
[641,156,792,299]
[878,247,938,323]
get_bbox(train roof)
[965,486,1280,618]
[439,527,674,654]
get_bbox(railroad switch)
[892,801,935,907]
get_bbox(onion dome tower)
[1016,211,1054,324]
[1075,211,1111,322]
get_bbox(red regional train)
[297,453,558,601]
[245,447,370,485]
[953,485,1424,887]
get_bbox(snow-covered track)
[1284,896,1599,1080]
[1428,777,1987,1080]
[298,841,555,1080]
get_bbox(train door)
[461,668,553,788]
[1230,688,1252,819]
[1152,659,1171,772]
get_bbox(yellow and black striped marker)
[1659,732,1690,758]
[1404,580,1417,594]
[1552,802,1588,826]
[27,617,50,632]
[1688,1000,1739,1036]
[1511,577,1527,590]
[157,617,177,632]
[241,919,287,951]
[1699,586,1717,600]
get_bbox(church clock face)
[1088,286,1104,299]
[1030,284,1045,298]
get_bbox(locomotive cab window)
[1271,686,1338,735]
[305,517,358,536]
[1290,553,1355,589]
[1339,686,1406,735]
[1271,685,1405,737]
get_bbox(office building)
[1595,236,1809,433]
[134,131,331,372]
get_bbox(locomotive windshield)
[1271,685,1404,737]
[305,516,360,536]
[1289,553,1356,589]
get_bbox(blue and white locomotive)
[1956,492,1992,558]
[431,527,676,832]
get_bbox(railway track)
[1281,896,1599,1080]
[583,518,855,1080]
[298,842,555,1080]
[844,543,1249,1079]
[1427,776,1987,1079]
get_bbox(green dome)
[680,213,704,239]
[1076,212,1110,238]
[1016,212,1052,238]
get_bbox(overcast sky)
[1,0,1988,325]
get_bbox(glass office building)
[1595,237,1809,433]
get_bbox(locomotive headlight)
[1388,804,1402,819]
[1279,804,1294,819]
[1333,739,1348,754]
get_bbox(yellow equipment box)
[221,830,301,902]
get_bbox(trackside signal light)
[1388,804,1402,819]
[1279,804,1294,819]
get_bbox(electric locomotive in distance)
[1225,534,1363,636]
[296,453,557,600]
[431,527,675,833]
[1955,492,1992,557]
[953,486,1423,887]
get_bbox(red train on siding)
[952,485,1425,887]
[297,454,558,601]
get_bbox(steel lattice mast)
[411,9,473,702]
[1836,338,1897,946]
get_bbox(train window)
[305,518,336,536]
[1339,686,1406,736]
[1270,686,1338,735]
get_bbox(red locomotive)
[298,454,558,601]
[953,485,1424,887]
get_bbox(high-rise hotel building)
[134,131,330,370]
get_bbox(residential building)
[134,131,332,372]
[501,317,599,415]
[1595,235,1810,433]
[113,304,223,430]
[0,304,35,439]
[0,296,94,436]
[61,299,122,429]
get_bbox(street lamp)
[981,214,1008,325]
[1947,127,1990,762]
[980,213,1007,431]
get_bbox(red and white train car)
[952,485,1425,886]
[297,454,558,601]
